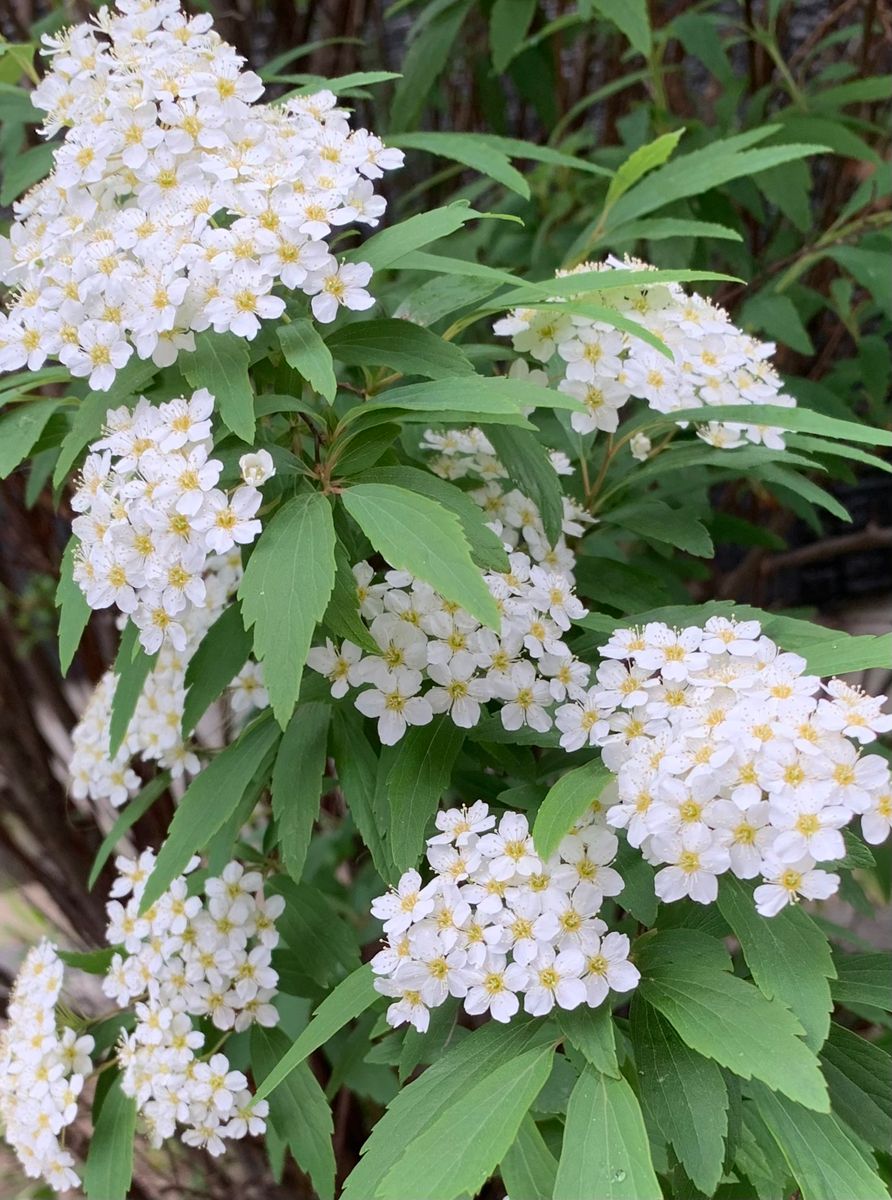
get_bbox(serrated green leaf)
[0,142,54,205]
[83,1076,136,1200]
[326,317,473,379]
[554,1066,662,1200]
[56,537,91,675]
[351,201,482,270]
[559,1004,620,1077]
[88,773,170,890]
[820,1024,892,1153]
[717,876,835,1050]
[0,396,61,479]
[239,493,337,726]
[386,717,465,871]
[659,402,892,447]
[606,129,684,209]
[251,1025,336,1200]
[749,1081,887,1200]
[609,216,744,244]
[271,702,330,883]
[533,762,613,861]
[269,875,359,984]
[631,998,728,1194]
[607,500,714,557]
[140,715,280,911]
[830,952,892,1010]
[278,319,337,403]
[182,331,255,442]
[182,602,253,735]
[356,466,508,571]
[322,542,378,652]
[58,945,119,974]
[341,482,500,628]
[341,1019,555,1200]
[639,959,829,1111]
[379,1043,553,1200]
[253,963,378,1103]
[390,0,473,130]
[331,707,394,882]
[500,1114,558,1200]
[485,424,565,544]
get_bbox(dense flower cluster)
[0,0,402,388]
[421,406,591,582]
[71,391,271,655]
[69,549,267,807]
[370,801,639,1031]
[308,554,590,744]
[103,852,282,1156]
[554,617,892,916]
[0,943,95,1192]
[494,256,795,449]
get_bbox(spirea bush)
[1,2,891,1199]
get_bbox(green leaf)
[83,1076,137,1200]
[559,1004,620,1077]
[609,216,743,243]
[606,135,827,230]
[271,702,330,883]
[341,483,500,628]
[533,762,613,861]
[830,952,891,1010]
[331,707,394,882]
[356,466,508,571]
[140,715,280,911]
[182,602,254,735]
[631,998,728,1194]
[342,1019,555,1200]
[352,201,483,270]
[278,319,337,403]
[607,500,714,557]
[0,397,61,479]
[554,1066,662,1200]
[799,633,892,677]
[606,129,684,209]
[182,331,255,442]
[661,401,892,448]
[326,317,473,379]
[589,0,651,54]
[756,462,851,522]
[253,964,378,1102]
[108,625,156,756]
[391,131,530,198]
[56,537,91,675]
[0,142,54,205]
[490,0,537,70]
[484,424,564,544]
[88,773,170,891]
[819,1025,892,1153]
[322,542,378,652]
[717,876,835,1050]
[750,1081,887,1200]
[386,717,465,871]
[390,0,473,130]
[251,1025,336,1200]
[500,1114,559,1200]
[271,875,359,985]
[639,960,829,1111]
[379,1043,554,1200]
[58,945,119,974]
[741,293,814,355]
[239,493,337,726]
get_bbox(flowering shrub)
[1,2,891,1199]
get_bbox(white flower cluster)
[554,617,892,917]
[370,801,639,1031]
[0,0,402,389]
[494,256,795,450]
[69,549,267,808]
[421,415,591,582]
[0,942,95,1192]
[308,555,590,745]
[71,391,271,655]
[103,852,283,1157]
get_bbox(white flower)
[464,953,528,1022]
[754,855,840,916]
[307,259,375,323]
[653,827,730,904]
[238,449,275,486]
[477,812,541,881]
[523,946,586,1016]
[582,933,640,1006]
[307,638,363,699]
[371,870,436,935]
[354,667,433,745]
